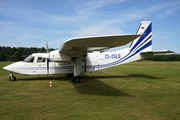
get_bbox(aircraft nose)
[3,65,12,71]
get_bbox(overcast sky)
[0,0,180,53]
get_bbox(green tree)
[0,52,6,61]
[14,51,21,61]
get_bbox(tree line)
[0,46,55,61]
[145,54,180,61]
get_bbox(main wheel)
[9,76,16,81]
[72,76,80,83]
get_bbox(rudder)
[130,21,152,53]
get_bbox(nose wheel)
[9,73,16,81]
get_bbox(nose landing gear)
[9,73,16,81]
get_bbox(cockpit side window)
[37,57,46,62]
[23,55,35,62]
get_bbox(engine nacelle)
[42,50,72,62]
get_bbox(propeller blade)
[47,58,49,74]
[46,40,50,74]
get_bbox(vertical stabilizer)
[130,21,152,53]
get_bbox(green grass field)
[0,61,180,120]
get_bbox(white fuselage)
[3,48,146,75]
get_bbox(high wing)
[59,34,140,57]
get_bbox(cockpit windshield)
[23,55,34,62]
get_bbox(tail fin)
[130,21,152,53]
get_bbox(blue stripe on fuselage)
[97,38,152,69]
[95,22,152,69]
[130,22,152,53]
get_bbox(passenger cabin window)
[23,55,35,63]
[37,57,46,63]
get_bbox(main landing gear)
[67,74,81,83]
[9,73,16,81]
[67,74,80,83]
[72,76,80,83]
[72,56,82,83]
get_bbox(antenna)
[46,40,49,53]
[39,47,42,53]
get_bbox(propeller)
[46,40,50,74]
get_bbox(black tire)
[9,76,16,81]
[72,76,80,83]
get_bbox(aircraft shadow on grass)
[71,77,134,97]
[18,75,69,81]
[17,74,160,97]
[81,74,160,80]
[17,73,160,81]
[70,74,160,97]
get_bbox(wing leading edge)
[59,34,140,57]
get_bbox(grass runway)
[0,61,180,120]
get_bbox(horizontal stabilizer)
[141,50,174,54]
